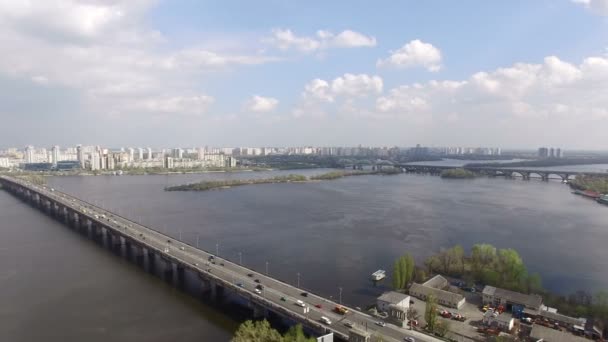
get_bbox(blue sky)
[0,0,607,149]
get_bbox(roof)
[530,324,589,342]
[409,283,465,305]
[422,274,449,289]
[482,285,542,309]
[540,310,585,326]
[377,291,409,304]
[495,314,514,324]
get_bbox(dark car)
[255,284,264,290]
[301,292,308,297]
[167,239,171,243]
[254,279,261,283]
[247,273,254,277]
[220,262,224,266]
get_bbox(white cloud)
[136,95,215,116]
[0,0,278,119]
[376,55,608,123]
[302,73,383,103]
[377,39,442,72]
[266,28,376,53]
[572,0,608,15]
[246,95,279,112]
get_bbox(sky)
[0,0,607,149]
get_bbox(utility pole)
[238,252,242,265]
[339,287,343,304]
[297,272,300,288]
[265,261,269,275]
[196,233,200,248]
[216,243,219,256]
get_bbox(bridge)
[0,176,439,342]
[396,164,607,181]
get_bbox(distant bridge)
[394,164,607,181]
[0,176,439,342]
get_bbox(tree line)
[231,320,315,342]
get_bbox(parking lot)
[409,292,488,341]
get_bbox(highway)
[2,176,441,342]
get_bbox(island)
[310,169,400,180]
[569,174,608,194]
[165,168,402,191]
[164,174,307,191]
[440,168,476,179]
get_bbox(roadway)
[4,176,440,342]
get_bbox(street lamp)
[238,252,242,265]
[265,261,269,275]
[216,243,219,256]
[196,233,200,248]
[339,287,343,304]
[297,272,300,288]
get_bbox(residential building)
[51,145,59,164]
[25,145,35,163]
[146,147,152,160]
[376,291,410,313]
[77,145,85,168]
[408,275,465,309]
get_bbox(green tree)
[527,272,543,293]
[424,294,438,332]
[231,320,283,342]
[398,256,408,289]
[393,259,403,290]
[404,254,415,286]
[471,243,497,274]
[283,324,315,342]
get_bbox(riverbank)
[310,169,400,180]
[569,174,608,194]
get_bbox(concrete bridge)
[396,164,607,181]
[0,176,439,342]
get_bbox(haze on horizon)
[0,0,607,149]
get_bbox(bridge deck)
[0,176,439,342]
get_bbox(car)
[315,304,322,309]
[236,282,243,287]
[167,239,171,243]
[163,248,169,253]
[193,262,199,266]
[320,316,331,325]
[254,289,262,294]
[375,321,386,327]
[280,297,287,301]
[344,321,354,328]
[179,246,185,251]
[219,262,224,266]
[247,273,254,277]
[404,337,415,342]
[254,279,261,283]
[206,268,212,272]
[300,292,308,297]
[255,284,264,290]
[410,300,415,304]
[295,300,305,307]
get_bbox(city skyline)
[1,1,608,148]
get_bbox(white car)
[375,321,386,327]
[296,300,305,307]
[320,316,332,325]
[254,289,262,294]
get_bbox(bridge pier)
[160,257,174,283]
[110,233,123,253]
[177,264,186,289]
[147,249,157,274]
[133,244,145,266]
[252,303,269,319]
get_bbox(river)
[1,169,607,341]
